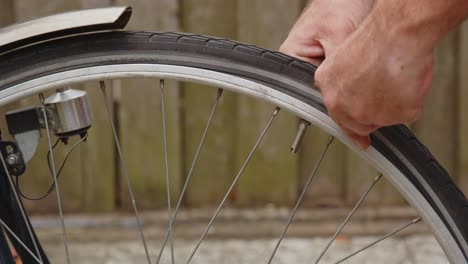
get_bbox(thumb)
[280,40,325,65]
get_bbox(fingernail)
[357,142,368,150]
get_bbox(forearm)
[298,0,375,39]
[368,0,468,51]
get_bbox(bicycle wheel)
[0,31,466,263]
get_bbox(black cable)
[14,138,60,200]
[15,134,88,200]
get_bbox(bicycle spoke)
[156,88,223,264]
[160,80,175,264]
[185,107,281,264]
[334,217,422,264]
[100,81,152,264]
[40,95,71,264]
[267,136,334,264]
[0,219,43,264]
[314,173,383,264]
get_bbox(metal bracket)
[5,88,92,164]
[0,142,26,177]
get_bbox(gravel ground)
[43,235,447,264]
[28,208,448,263]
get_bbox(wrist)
[303,0,375,37]
[369,0,468,52]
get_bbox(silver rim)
[1,63,465,263]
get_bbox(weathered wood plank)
[10,1,115,212]
[412,30,459,177]
[236,0,301,206]
[0,0,14,26]
[78,83,115,212]
[457,21,468,195]
[13,0,80,21]
[4,0,464,212]
[180,0,239,206]
[13,0,84,213]
[345,151,403,205]
[293,0,351,207]
[115,0,182,209]
[78,0,115,213]
[300,129,347,207]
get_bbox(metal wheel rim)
[0,63,465,263]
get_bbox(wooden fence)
[0,0,467,213]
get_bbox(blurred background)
[0,0,466,226]
[2,0,467,262]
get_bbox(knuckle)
[354,124,373,136]
[323,94,339,113]
[314,66,326,87]
[349,108,370,124]
[374,113,395,127]
[402,98,424,123]
[404,108,422,123]
[376,107,422,125]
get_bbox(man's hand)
[282,0,467,149]
[280,0,374,65]
[280,0,375,148]
[315,5,435,149]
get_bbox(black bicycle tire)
[0,31,466,261]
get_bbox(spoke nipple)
[327,136,335,146]
[5,145,14,154]
[6,154,18,166]
[38,93,45,103]
[217,88,224,98]
[99,81,106,91]
[375,173,383,181]
[56,87,66,93]
[413,217,422,224]
[291,119,310,154]
[273,107,281,116]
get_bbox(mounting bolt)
[5,145,14,154]
[48,120,56,129]
[6,154,18,166]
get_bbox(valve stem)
[291,119,310,153]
